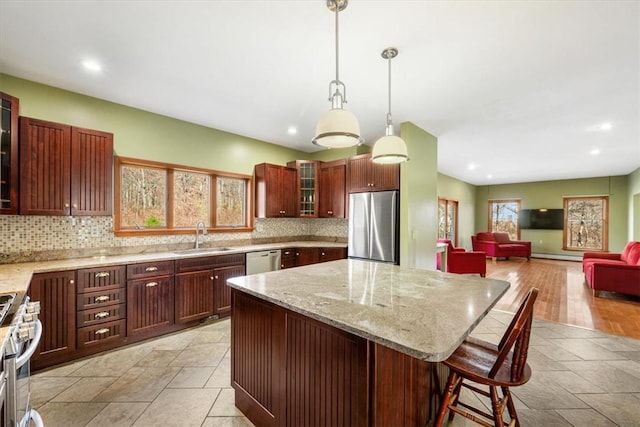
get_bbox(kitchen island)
[227,259,510,427]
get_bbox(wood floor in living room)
[486,258,640,340]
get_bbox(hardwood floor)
[485,258,640,340]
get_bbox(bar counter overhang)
[228,259,510,427]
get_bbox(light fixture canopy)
[372,47,409,164]
[312,0,363,149]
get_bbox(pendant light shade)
[312,0,363,149]
[372,47,409,164]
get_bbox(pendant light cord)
[387,54,392,126]
[335,4,340,84]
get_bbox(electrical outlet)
[256,224,264,232]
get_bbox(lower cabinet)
[285,247,347,269]
[213,264,245,317]
[28,270,77,370]
[281,248,296,269]
[175,270,215,324]
[127,275,175,338]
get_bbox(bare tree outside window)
[438,198,458,245]
[217,177,246,227]
[120,165,166,227]
[488,200,520,240]
[564,196,608,251]
[174,171,210,227]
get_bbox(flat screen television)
[519,209,564,230]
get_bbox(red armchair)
[437,239,487,277]
[582,241,640,297]
[471,232,531,261]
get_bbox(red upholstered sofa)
[437,239,486,277]
[471,232,531,261]
[582,241,640,297]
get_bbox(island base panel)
[231,290,442,426]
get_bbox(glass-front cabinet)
[287,160,319,218]
[0,92,19,214]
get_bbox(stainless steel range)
[3,294,44,427]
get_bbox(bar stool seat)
[435,288,538,427]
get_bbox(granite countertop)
[0,241,346,296]
[227,259,510,362]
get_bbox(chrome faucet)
[195,221,207,249]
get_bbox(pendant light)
[372,47,409,164]
[312,0,363,149]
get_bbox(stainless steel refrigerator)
[348,190,399,264]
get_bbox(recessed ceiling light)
[287,126,297,135]
[487,174,493,179]
[599,122,612,131]
[468,164,476,170]
[82,59,102,72]
[590,149,601,155]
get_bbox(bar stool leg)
[489,386,504,427]
[502,386,519,427]
[434,371,458,427]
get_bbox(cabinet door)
[71,127,113,216]
[19,117,72,215]
[264,164,283,217]
[370,161,400,191]
[0,92,19,214]
[28,271,76,369]
[319,160,346,218]
[296,248,320,267]
[175,270,214,324]
[127,276,174,337]
[347,154,372,193]
[213,264,245,317]
[281,248,297,269]
[281,166,297,217]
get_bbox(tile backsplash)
[0,215,348,263]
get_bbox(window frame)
[114,156,253,236]
[438,197,459,246]
[562,196,609,252]
[487,199,521,240]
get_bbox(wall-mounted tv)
[519,209,564,230]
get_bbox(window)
[563,196,608,251]
[488,199,520,240]
[115,157,252,235]
[438,198,458,245]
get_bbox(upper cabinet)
[20,117,113,216]
[318,159,346,218]
[254,163,297,218]
[0,92,19,214]
[287,160,319,218]
[347,153,400,193]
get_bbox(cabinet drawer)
[77,303,126,328]
[77,319,126,350]
[127,260,174,279]
[77,288,126,310]
[76,265,126,293]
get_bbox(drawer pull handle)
[95,312,110,319]
[146,282,159,288]
[145,266,159,272]
[95,296,110,303]
[95,272,110,278]
[95,328,110,335]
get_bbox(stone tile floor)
[32,311,640,426]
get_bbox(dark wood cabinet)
[319,247,347,263]
[348,153,400,193]
[281,248,296,269]
[175,270,215,324]
[254,163,297,218]
[319,159,347,218]
[126,261,175,338]
[76,265,127,351]
[213,264,245,317]
[287,160,319,218]
[19,117,113,216]
[28,270,76,370]
[0,92,19,214]
[296,247,320,267]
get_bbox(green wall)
[0,74,306,175]
[629,167,640,241]
[437,173,477,250]
[400,122,438,269]
[475,176,629,255]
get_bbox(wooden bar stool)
[435,288,539,427]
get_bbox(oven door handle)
[16,319,42,369]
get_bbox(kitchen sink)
[172,247,234,255]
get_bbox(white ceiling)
[1,0,638,186]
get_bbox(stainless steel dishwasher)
[246,250,282,275]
